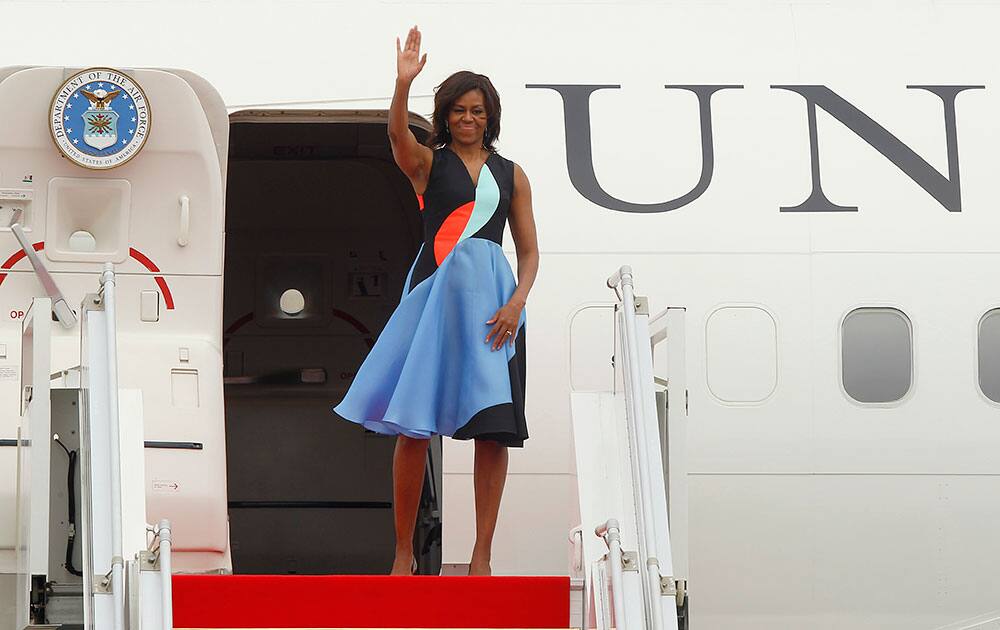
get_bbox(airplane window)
[978,309,1000,403]
[279,288,306,315]
[841,308,912,404]
[706,306,778,403]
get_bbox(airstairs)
[10,262,678,630]
[15,266,175,630]
[568,266,688,630]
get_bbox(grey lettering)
[772,85,984,212]
[526,84,743,213]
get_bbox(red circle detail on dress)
[433,200,475,265]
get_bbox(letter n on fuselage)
[772,85,984,212]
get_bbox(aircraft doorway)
[221,111,441,575]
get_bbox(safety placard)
[152,479,181,494]
[0,189,32,201]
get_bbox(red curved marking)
[225,312,255,336]
[416,194,424,211]
[222,311,255,348]
[332,308,372,336]
[154,277,175,310]
[332,310,375,349]
[129,247,160,272]
[129,247,175,310]
[0,242,44,288]
[1,241,44,269]
[434,200,475,265]
[223,309,375,349]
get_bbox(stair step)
[173,575,570,629]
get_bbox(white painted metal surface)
[595,520,630,630]
[80,279,160,630]
[15,298,51,630]
[81,291,118,629]
[0,65,230,576]
[650,308,688,585]
[158,520,174,630]
[101,266,126,630]
[612,268,677,630]
[570,272,682,629]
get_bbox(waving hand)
[396,25,428,83]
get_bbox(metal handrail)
[607,265,666,630]
[596,519,629,630]
[99,263,126,630]
[9,216,77,328]
[158,519,174,630]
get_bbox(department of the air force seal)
[49,68,151,170]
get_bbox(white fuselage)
[2,2,1000,628]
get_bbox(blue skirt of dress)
[332,237,526,441]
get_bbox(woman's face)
[448,89,488,146]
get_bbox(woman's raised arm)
[390,26,434,192]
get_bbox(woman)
[332,25,540,577]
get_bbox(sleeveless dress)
[332,147,528,447]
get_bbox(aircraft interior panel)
[222,114,440,574]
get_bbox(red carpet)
[172,574,570,628]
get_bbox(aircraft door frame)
[650,307,688,598]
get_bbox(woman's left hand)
[485,301,523,351]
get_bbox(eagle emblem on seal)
[49,68,152,170]
[80,88,122,150]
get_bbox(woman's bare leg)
[469,439,509,576]
[391,435,430,575]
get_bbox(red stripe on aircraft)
[129,247,160,272]
[0,243,175,311]
[0,242,44,288]
[154,277,175,310]
[129,247,175,310]
[224,309,375,349]
[1,241,44,269]
[225,312,255,336]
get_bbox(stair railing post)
[609,265,668,630]
[99,263,126,630]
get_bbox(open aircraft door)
[0,66,232,575]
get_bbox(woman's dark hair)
[428,71,501,152]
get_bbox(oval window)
[279,288,306,315]
[978,309,1000,403]
[841,308,912,403]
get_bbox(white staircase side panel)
[15,298,51,630]
[119,388,148,562]
[569,391,640,573]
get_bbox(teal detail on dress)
[456,162,501,244]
